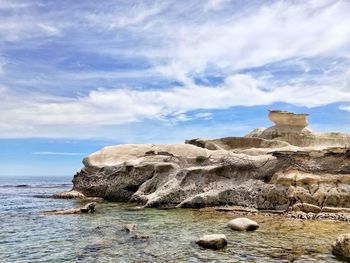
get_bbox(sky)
[1,0,350,176]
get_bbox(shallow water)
[0,176,349,262]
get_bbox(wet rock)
[53,190,86,199]
[332,234,350,260]
[121,224,138,232]
[227,217,259,231]
[42,202,96,215]
[132,233,150,240]
[195,234,227,250]
[80,202,96,213]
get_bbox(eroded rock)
[60,110,350,215]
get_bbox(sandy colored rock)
[195,234,227,249]
[227,217,259,231]
[332,234,350,260]
[62,110,350,214]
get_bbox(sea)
[0,176,348,263]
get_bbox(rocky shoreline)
[57,110,350,221]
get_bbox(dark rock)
[195,234,227,250]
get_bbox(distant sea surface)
[0,176,349,263]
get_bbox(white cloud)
[0,0,350,138]
[1,73,350,138]
[195,112,213,120]
[37,23,60,36]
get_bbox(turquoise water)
[0,176,349,262]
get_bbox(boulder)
[332,234,350,260]
[227,217,259,231]
[195,234,227,250]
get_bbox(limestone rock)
[61,110,350,215]
[195,234,227,249]
[227,217,259,231]
[332,234,350,260]
[268,110,309,128]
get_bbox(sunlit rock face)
[268,110,309,128]
[63,110,350,213]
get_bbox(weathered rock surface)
[227,217,259,231]
[195,234,227,249]
[332,234,350,261]
[58,110,350,215]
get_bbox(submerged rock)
[332,234,350,261]
[53,190,85,199]
[228,217,259,231]
[121,224,138,232]
[195,234,227,250]
[42,202,96,215]
[132,233,150,240]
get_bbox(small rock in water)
[121,224,138,232]
[227,217,259,231]
[195,234,227,250]
[132,233,150,240]
[53,190,86,199]
[332,234,350,260]
[42,202,96,215]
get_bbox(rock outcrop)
[60,110,350,215]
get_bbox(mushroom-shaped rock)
[332,234,350,260]
[228,217,259,231]
[195,234,227,250]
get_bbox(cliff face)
[68,111,350,213]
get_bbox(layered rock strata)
[63,110,350,214]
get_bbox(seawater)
[0,176,348,263]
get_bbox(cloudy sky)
[1,0,350,176]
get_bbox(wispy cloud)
[0,0,350,138]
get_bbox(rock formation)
[59,110,350,216]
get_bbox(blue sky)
[0,0,350,176]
